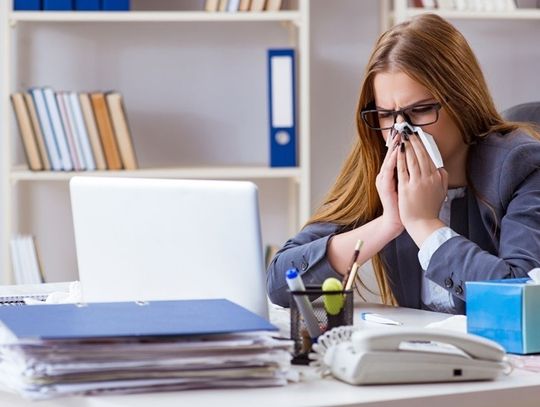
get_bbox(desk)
[1,304,539,407]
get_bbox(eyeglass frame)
[360,101,443,131]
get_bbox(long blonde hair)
[307,13,536,305]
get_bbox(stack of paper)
[0,299,292,399]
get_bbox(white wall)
[5,1,540,283]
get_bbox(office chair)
[502,101,540,125]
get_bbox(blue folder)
[14,0,42,10]
[74,0,100,10]
[43,0,73,10]
[101,0,129,10]
[0,299,276,341]
[267,48,297,167]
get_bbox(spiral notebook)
[0,282,72,305]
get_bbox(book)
[79,92,107,170]
[250,0,266,11]
[239,0,251,11]
[228,0,240,11]
[204,0,219,11]
[29,88,62,171]
[10,93,43,171]
[43,87,74,171]
[101,0,130,10]
[265,0,282,11]
[69,92,96,171]
[90,92,123,170]
[9,235,43,285]
[218,0,229,11]
[74,0,101,10]
[24,93,52,171]
[56,91,83,170]
[106,92,138,170]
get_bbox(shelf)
[9,10,303,23]
[10,166,302,182]
[404,8,540,20]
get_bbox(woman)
[266,13,540,314]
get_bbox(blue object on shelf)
[14,0,42,10]
[467,278,540,354]
[267,48,297,167]
[101,0,129,10]
[43,0,73,10]
[74,0,100,10]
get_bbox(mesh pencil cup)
[289,285,353,364]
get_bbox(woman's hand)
[375,133,404,239]
[397,132,448,247]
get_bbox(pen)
[343,239,363,287]
[360,312,402,326]
[344,240,363,291]
[286,268,321,340]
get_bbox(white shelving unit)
[391,0,540,25]
[0,0,310,283]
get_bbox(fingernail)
[400,142,405,153]
[403,133,410,141]
[392,140,399,151]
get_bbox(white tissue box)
[466,278,540,354]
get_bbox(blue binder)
[0,299,276,340]
[267,49,297,167]
[74,0,100,10]
[43,0,73,10]
[14,0,41,10]
[101,0,129,10]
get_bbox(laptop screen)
[70,177,268,318]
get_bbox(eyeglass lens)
[362,103,440,130]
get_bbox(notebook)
[0,282,71,306]
[70,177,269,318]
[0,299,276,341]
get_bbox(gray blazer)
[266,130,540,314]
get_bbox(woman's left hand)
[396,132,448,247]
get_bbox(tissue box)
[466,278,540,354]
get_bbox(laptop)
[69,177,268,318]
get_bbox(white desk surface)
[1,303,540,407]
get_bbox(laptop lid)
[70,177,268,318]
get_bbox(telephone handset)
[311,327,510,385]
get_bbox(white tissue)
[527,268,540,284]
[392,122,444,169]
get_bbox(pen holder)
[289,286,353,364]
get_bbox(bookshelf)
[390,0,540,25]
[0,0,310,283]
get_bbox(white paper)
[393,122,444,169]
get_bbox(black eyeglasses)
[360,102,443,130]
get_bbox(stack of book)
[14,0,130,11]
[205,0,283,12]
[0,299,293,399]
[11,88,137,172]
[9,235,44,285]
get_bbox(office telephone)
[310,327,510,385]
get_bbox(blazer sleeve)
[426,141,540,300]
[266,222,342,307]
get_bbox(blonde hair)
[307,13,538,305]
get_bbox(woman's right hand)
[375,136,404,239]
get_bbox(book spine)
[106,92,138,170]
[90,92,123,170]
[29,88,62,171]
[79,93,107,170]
[56,91,83,171]
[13,0,42,10]
[24,93,52,170]
[101,0,129,10]
[43,0,73,10]
[10,93,43,171]
[43,87,73,171]
[70,92,96,171]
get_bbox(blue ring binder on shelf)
[267,48,297,167]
